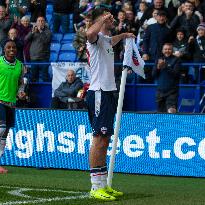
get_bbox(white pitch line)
[0,185,89,205]
[0,194,89,205]
[0,186,84,194]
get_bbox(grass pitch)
[0,166,205,205]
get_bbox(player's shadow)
[120,192,154,200]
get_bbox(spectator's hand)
[177,6,183,16]
[31,0,37,5]
[102,12,115,24]
[14,15,20,25]
[118,22,123,31]
[188,36,194,43]
[157,59,166,69]
[14,15,18,23]
[32,25,38,33]
[142,54,149,61]
[18,91,26,100]
[173,51,182,57]
[115,1,122,5]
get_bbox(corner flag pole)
[107,67,128,187]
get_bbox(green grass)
[0,166,205,205]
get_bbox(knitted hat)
[197,23,205,31]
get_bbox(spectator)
[112,10,130,90]
[73,14,92,62]
[0,5,12,44]
[170,0,200,38]
[25,16,51,82]
[140,0,171,25]
[73,0,89,27]
[52,0,75,33]
[28,0,46,23]
[137,9,158,49]
[11,15,32,62]
[188,22,205,82]
[172,28,190,83]
[142,10,171,61]
[152,43,180,113]
[6,0,28,18]
[173,28,189,60]
[112,10,129,62]
[125,10,140,35]
[2,28,24,62]
[51,69,84,109]
[136,1,148,21]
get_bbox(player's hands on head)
[102,12,114,23]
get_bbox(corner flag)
[123,38,145,78]
[107,38,145,187]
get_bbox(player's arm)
[111,32,135,46]
[17,64,27,99]
[86,13,112,44]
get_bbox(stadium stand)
[61,33,75,44]
[58,52,77,62]
[49,52,58,62]
[51,33,63,43]
[50,43,61,53]
[60,43,76,53]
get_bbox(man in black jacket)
[142,10,171,61]
[152,43,180,113]
[51,69,84,109]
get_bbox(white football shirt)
[86,32,117,91]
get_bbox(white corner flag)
[123,38,145,78]
[107,38,145,187]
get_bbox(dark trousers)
[53,12,70,33]
[156,89,178,112]
[30,60,49,82]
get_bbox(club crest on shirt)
[101,127,107,135]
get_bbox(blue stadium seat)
[50,43,61,53]
[46,4,53,14]
[60,43,76,53]
[49,52,58,62]
[61,33,75,44]
[52,33,63,43]
[58,53,77,62]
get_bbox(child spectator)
[136,1,148,21]
[172,28,190,83]
[73,14,92,62]
[188,22,205,83]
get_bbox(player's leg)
[88,90,123,200]
[0,103,10,173]
[87,90,115,200]
[89,135,116,200]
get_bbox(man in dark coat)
[51,69,84,109]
